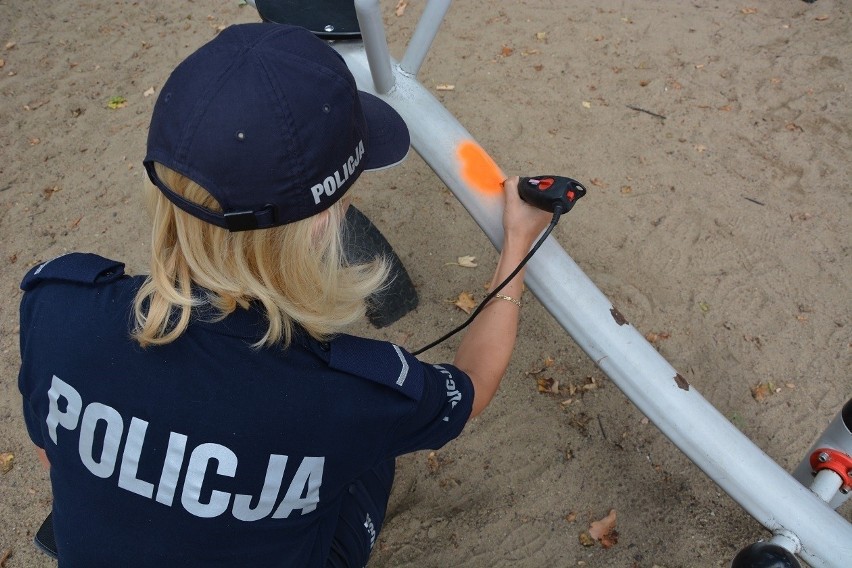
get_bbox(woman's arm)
[36,446,50,470]
[453,177,554,418]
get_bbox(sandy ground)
[1,1,849,566]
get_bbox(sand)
[1,1,849,566]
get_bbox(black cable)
[411,207,563,356]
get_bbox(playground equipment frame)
[251,1,852,566]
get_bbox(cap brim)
[359,91,411,171]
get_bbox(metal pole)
[811,470,844,503]
[353,0,395,94]
[334,41,852,568]
[400,0,453,76]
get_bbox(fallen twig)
[626,105,666,120]
[597,414,608,441]
[744,197,765,206]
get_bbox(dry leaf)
[427,451,440,473]
[500,45,514,57]
[395,0,408,17]
[143,86,156,97]
[815,15,829,21]
[565,512,577,522]
[589,509,619,548]
[435,84,455,91]
[535,31,548,41]
[645,331,671,343]
[751,382,776,402]
[456,255,477,268]
[0,59,4,69]
[0,547,11,568]
[0,452,13,474]
[533,64,543,72]
[620,185,632,194]
[582,101,592,109]
[741,8,758,15]
[28,137,40,146]
[578,532,596,547]
[454,291,476,314]
[4,41,15,50]
[590,178,608,188]
[536,377,559,394]
[42,186,60,199]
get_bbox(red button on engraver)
[537,177,554,190]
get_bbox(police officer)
[18,23,553,567]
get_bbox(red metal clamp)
[809,447,852,493]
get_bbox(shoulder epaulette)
[328,334,424,401]
[21,253,126,292]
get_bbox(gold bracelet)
[494,293,522,307]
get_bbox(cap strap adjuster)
[224,205,276,232]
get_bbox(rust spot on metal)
[674,373,690,391]
[610,307,628,326]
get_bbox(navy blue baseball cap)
[144,23,410,231]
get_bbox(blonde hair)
[132,163,389,349]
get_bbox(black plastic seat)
[255,0,360,39]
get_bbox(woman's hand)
[501,176,554,250]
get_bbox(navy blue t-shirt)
[18,253,473,567]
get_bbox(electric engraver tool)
[411,176,587,355]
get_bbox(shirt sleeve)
[385,361,474,456]
[18,289,45,449]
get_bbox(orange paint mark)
[457,140,505,195]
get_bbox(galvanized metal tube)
[353,0,395,93]
[769,529,802,556]
[811,470,844,503]
[400,0,453,76]
[335,42,852,568]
